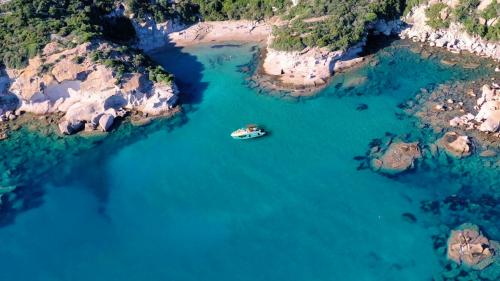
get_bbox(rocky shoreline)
[0,7,498,140]
[401,3,499,61]
[0,39,180,138]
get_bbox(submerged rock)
[447,223,499,270]
[438,132,472,158]
[370,142,421,174]
[480,150,498,158]
[356,103,368,111]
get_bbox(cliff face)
[132,18,185,51]
[2,40,179,134]
[402,1,500,60]
[261,20,404,90]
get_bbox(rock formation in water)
[1,40,179,135]
[447,223,499,270]
[260,20,404,91]
[448,83,499,134]
[437,131,472,158]
[261,43,365,88]
[370,141,422,174]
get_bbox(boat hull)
[231,131,266,140]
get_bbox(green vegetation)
[0,0,177,87]
[191,0,287,21]
[0,0,410,67]
[126,0,199,23]
[0,0,118,68]
[425,3,450,29]
[89,46,173,85]
[0,0,497,70]
[458,0,500,41]
[403,0,426,16]
[425,0,499,40]
[148,65,174,85]
[271,0,408,52]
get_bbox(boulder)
[479,110,500,132]
[371,142,421,174]
[58,120,84,135]
[438,132,472,158]
[98,114,115,132]
[447,223,499,270]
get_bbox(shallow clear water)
[0,42,497,281]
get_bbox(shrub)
[148,66,174,85]
[425,3,450,29]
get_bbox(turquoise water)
[0,42,498,281]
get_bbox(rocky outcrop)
[262,47,341,88]
[0,71,19,118]
[58,119,84,135]
[476,84,500,132]
[262,41,367,89]
[401,3,500,60]
[133,17,185,51]
[438,131,472,158]
[5,41,179,135]
[370,142,422,174]
[450,83,500,133]
[447,223,499,270]
[261,19,405,90]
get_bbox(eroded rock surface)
[444,83,499,148]
[438,132,472,158]
[447,223,499,270]
[401,3,500,60]
[4,41,179,135]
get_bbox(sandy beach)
[168,20,272,47]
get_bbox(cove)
[0,42,497,281]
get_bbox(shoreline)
[1,17,498,140]
[157,18,499,95]
[167,20,271,48]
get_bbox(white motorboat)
[231,125,266,139]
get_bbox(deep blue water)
[0,42,498,281]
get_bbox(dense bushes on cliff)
[192,0,288,20]
[455,0,499,41]
[271,0,407,52]
[126,0,199,23]
[0,0,120,68]
[425,3,450,29]
[424,0,499,41]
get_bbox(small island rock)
[447,223,499,270]
[371,142,421,174]
[438,132,472,158]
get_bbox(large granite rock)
[8,41,180,135]
[447,223,499,270]
[132,17,183,51]
[58,120,84,135]
[370,142,422,174]
[401,4,500,60]
[98,113,115,132]
[438,132,472,158]
[475,84,500,133]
